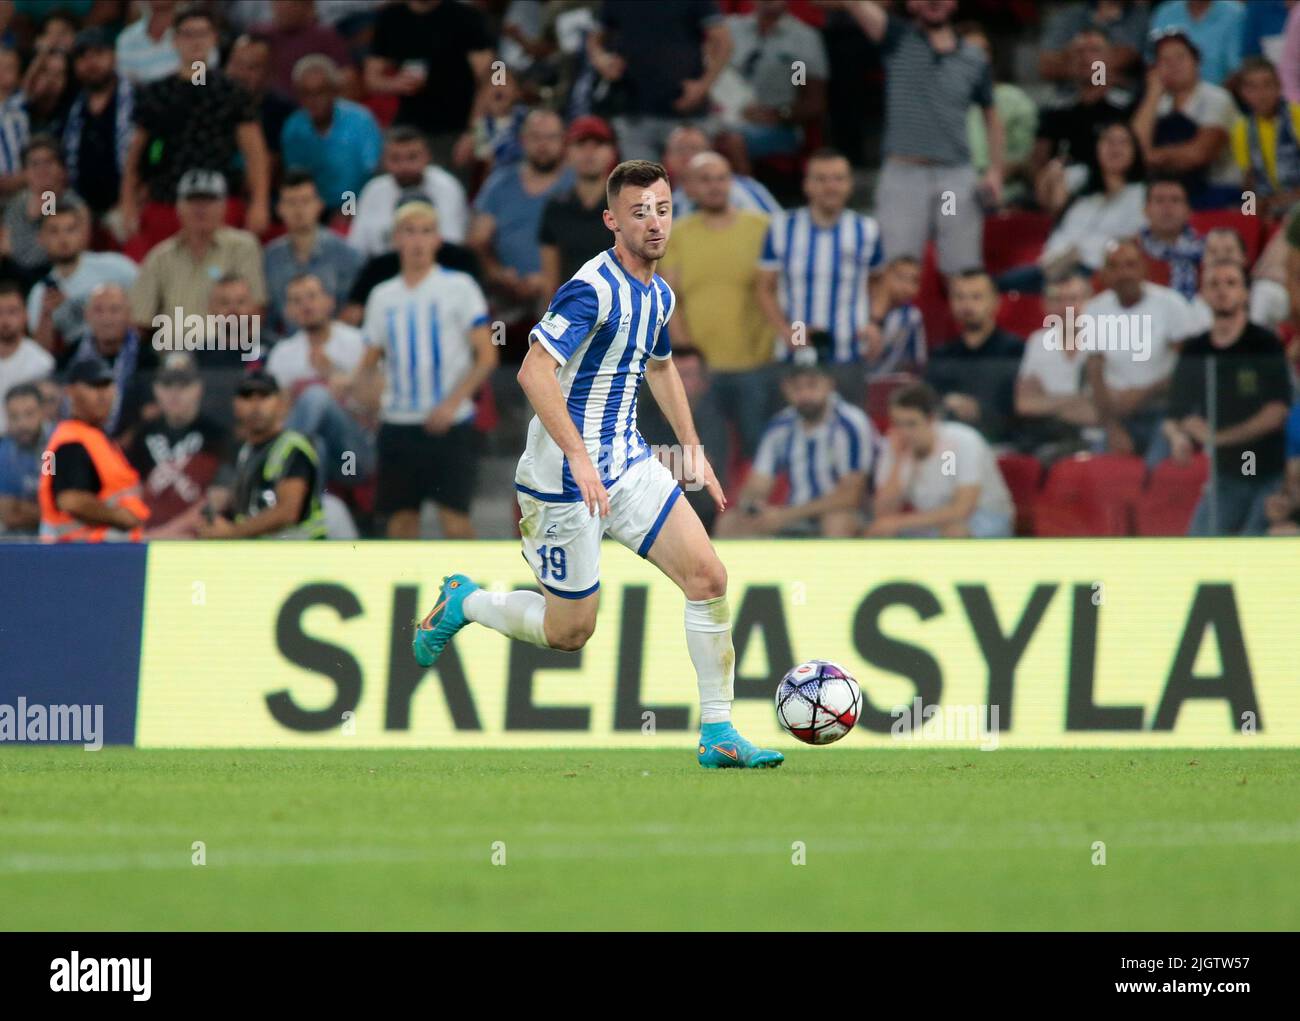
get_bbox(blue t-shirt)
[0,429,47,533]
[472,164,575,275]
[281,99,383,207]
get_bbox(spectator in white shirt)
[871,380,1014,538]
[267,272,376,485]
[1084,236,1200,462]
[1015,269,1102,461]
[348,125,469,256]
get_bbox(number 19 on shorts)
[537,544,567,581]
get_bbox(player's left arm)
[644,356,725,512]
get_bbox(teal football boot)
[412,574,479,667]
[697,721,785,769]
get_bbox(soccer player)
[413,159,784,769]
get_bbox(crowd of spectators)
[1,0,1300,544]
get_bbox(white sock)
[685,596,734,724]
[463,589,550,648]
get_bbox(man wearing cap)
[38,356,151,542]
[538,115,618,297]
[1132,27,1239,207]
[354,199,496,539]
[130,168,266,330]
[198,368,324,539]
[63,26,135,222]
[128,351,230,536]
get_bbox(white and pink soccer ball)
[775,660,862,745]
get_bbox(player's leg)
[412,492,602,666]
[612,459,783,768]
[465,585,599,652]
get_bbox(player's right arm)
[517,343,608,518]
[519,278,609,517]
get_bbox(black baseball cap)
[65,357,115,386]
[235,368,280,397]
[156,352,200,386]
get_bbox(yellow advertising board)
[136,539,1300,748]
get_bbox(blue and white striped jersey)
[866,303,927,377]
[361,266,489,426]
[759,207,884,363]
[0,93,29,177]
[516,249,675,501]
[673,175,781,217]
[752,396,875,508]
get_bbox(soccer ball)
[775,660,862,745]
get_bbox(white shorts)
[517,454,683,599]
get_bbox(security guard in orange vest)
[39,357,151,542]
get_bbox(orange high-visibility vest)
[38,419,150,542]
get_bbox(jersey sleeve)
[459,274,490,330]
[649,280,674,360]
[530,278,600,364]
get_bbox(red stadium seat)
[1134,454,1209,536]
[996,291,1045,337]
[1033,453,1147,536]
[996,453,1044,535]
[981,210,1053,276]
[865,372,916,432]
[1188,210,1266,265]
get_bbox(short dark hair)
[606,159,669,206]
[1239,55,1279,80]
[887,254,920,270]
[954,267,995,289]
[285,271,325,293]
[280,168,320,194]
[174,3,215,31]
[1147,174,1189,198]
[1202,259,1248,287]
[214,272,250,290]
[4,381,41,405]
[385,125,429,149]
[890,381,940,418]
[22,133,62,167]
[805,146,848,167]
[0,280,24,303]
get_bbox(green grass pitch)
[1,748,1296,931]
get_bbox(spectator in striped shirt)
[847,0,1003,280]
[865,254,926,379]
[1138,176,1204,300]
[717,360,874,538]
[755,148,883,402]
[0,46,27,198]
[663,123,780,217]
